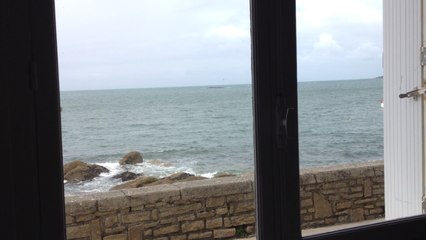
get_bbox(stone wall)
[65,161,384,240]
[299,161,384,229]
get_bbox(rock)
[63,160,109,182]
[109,172,208,190]
[148,172,206,186]
[119,151,143,165]
[149,159,172,167]
[112,171,142,182]
[110,176,158,190]
[167,172,197,181]
[214,172,236,178]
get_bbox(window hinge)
[29,61,38,91]
[421,47,426,66]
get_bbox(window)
[5,0,426,239]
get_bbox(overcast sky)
[55,0,383,91]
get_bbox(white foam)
[200,172,217,178]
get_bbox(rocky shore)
[63,151,236,191]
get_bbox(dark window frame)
[4,0,426,239]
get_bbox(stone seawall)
[65,161,384,240]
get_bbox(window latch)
[399,87,426,100]
[276,95,295,149]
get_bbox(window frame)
[4,0,426,239]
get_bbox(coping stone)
[173,176,253,200]
[121,184,181,206]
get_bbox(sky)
[55,0,383,91]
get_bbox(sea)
[61,78,383,195]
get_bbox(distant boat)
[208,86,225,89]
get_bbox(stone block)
[121,184,180,206]
[354,198,377,205]
[96,191,129,212]
[105,226,126,234]
[364,179,372,197]
[322,182,347,189]
[206,197,225,208]
[336,201,352,210]
[229,201,255,214]
[226,193,255,202]
[300,173,317,185]
[197,210,216,218]
[325,217,337,225]
[373,188,384,195]
[223,214,255,227]
[246,225,255,234]
[315,170,350,183]
[214,228,236,238]
[313,193,332,219]
[153,224,180,236]
[159,203,202,218]
[206,217,223,229]
[128,224,144,240]
[301,198,313,207]
[215,207,229,215]
[103,215,118,228]
[343,193,363,199]
[152,209,159,221]
[76,213,95,222]
[160,217,177,225]
[170,235,187,240]
[65,215,74,224]
[349,186,363,193]
[369,208,384,214]
[103,233,127,240]
[372,176,384,183]
[182,220,205,233]
[144,229,153,237]
[65,195,97,216]
[91,219,101,240]
[177,214,196,222]
[122,211,151,224]
[350,208,365,222]
[66,224,91,239]
[174,177,253,200]
[300,191,312,198]
[188,231,212,239]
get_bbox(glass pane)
[299,0,426,236]
[296,0,387,235]
[56,1,256,239]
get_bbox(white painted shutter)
[384,0,424,219]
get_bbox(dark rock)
[119,151,143,165]
[214,172,236,178]
[110,176,158,191]
[63,160,109,182]
[112,171,142,182]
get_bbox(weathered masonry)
[65,161,384,239]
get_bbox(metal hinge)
[421,47,426,66]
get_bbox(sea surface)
[61,78,383,195]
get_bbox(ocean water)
[61,78,383,195]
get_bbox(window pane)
[56,1,256,239]
[297,0,387,235]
